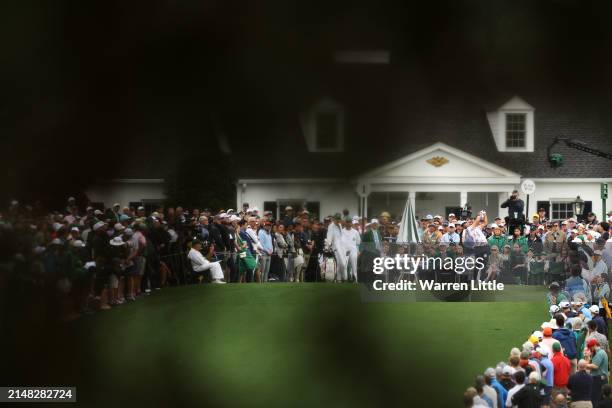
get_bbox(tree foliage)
[164,151,236,211]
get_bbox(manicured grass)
[36,284,549,406]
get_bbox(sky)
[1,0,611,206]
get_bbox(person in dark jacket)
[552,314,578,371]
[501,190,525,220]
[512,371,543,408]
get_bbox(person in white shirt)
[440,223,460,244]
[591,250,609,280]
[188,240,225,283]
[342,220,361,282]
[505,370,525,407]
[327,213,348,282]
[246,217,263,253]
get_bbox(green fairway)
[38,284,549,407]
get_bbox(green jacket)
[487,235,507,250]
[507,236,528,253]
[361,229,383,253]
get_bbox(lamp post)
[572,196,585,221]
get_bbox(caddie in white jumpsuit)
[343,220,361,282]
[326,213,348,282]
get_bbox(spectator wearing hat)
[589,304,608,337]
[282,206,294,227]
[586,338,609,405]
[505,370,526,407]
[360,218,383,281]
[485,367,507,408]
[500,365,516,391]
[541,326,561,358]
[545,222,566,256]
[547,282,569,307]
[501,190,525,221]
[440,223,460,245]
[552,341,571,394]
[488,224,507,251]
[422,221,442,247]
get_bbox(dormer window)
[486,96,534,152]
[301,98,345,152]
[505,113,526,148]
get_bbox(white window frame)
[549,199,574,221]
[301,98,345,152]
[487,96,535,152]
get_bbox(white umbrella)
[397,193,421,244]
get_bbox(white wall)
[523,181,606,220]
[85,181,165,208]
[238,182,358,218]
[239,180,609,222]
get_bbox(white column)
[460,191,468,208]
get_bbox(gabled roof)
[358,142,522,181]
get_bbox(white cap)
[571,238,582,243]
[138,206,145,211]
[71,240,84,248]
[437,226,444,230]
[50,238,62,246]
[448,223,455,228]
[71,226,79,232]
[559,301,570,309]
[352,220,359,224]
[490,223,498,229]
[539,347,549,356]
[123,228,134,236]
[114,223,125,231]
[549,305,560,314]
[532,330,543,340]
[590,305,600,314]
[94,209,103,215]
[434,215,442,219]
[285,206,293,210]
[109,236,125,246]
[370,218,379,224]
[230,215,241,222]
[93,221,106,231]
[53,222,62,231]
[113,203,120,207]
[502,366,515,376]
[425,214,433,220]
[448,213,455,218]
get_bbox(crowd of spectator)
[464,284,612,408]
[1,196,611,323]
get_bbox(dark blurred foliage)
[1,0,612,209]
[164,150,236,211]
